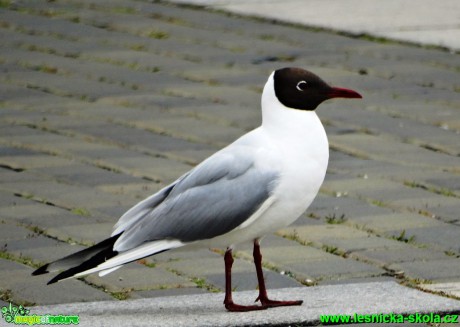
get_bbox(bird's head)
[273,67,362,110]
[264,67,362,112]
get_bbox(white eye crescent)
[296,81,308,91]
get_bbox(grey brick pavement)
[0,0,459,311]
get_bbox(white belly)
[198,134,328,249]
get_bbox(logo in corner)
[2,302,30,323]
[1,302,79,325]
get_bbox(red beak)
[328,87,362,99]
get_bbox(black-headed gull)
[33,67,362,312]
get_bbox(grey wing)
[113,149,279,252]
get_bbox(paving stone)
[0,27,104,59]
[5,234,62,253]
[255,245,334,266]
[129,286,208,299]
[388,259,460,282]
[0,155,76,171]
[105,155,190,184]
[0,202,108,231]
[305,193,394,221]
[2,48,179,92]
[96,182,162,202]
[0,221,32,243]
[0,9,109,41]
[84,263,195,293]
[46,222,114,245]
[0,146,40,157]
[19,242,86,266]
[73,122,212,161]
[160,257,235,277]
[351,247,448,267]
[322,235,405,254]
[350,212,446,232]
[0,203,71,223]
[399,226,460,253]
[287,256,384,282]
[330,134,460,172]
[279,224,374,244]
[324,99,456,146]
[131,287,207,300]
[0,180,130,211]
[33,164,143,188]
[0,190,32,208]
[419,282,460,299]
[0,260,112,305]
[80,50,198,73]
[91,205,129,222]
[426,176,460,193]
[1,71,133,101]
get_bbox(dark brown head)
[273,67,362,110]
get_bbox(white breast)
[196,73,329,249]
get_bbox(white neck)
[262,73,326,137]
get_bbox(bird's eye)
[296,81,308,91]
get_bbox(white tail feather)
[99,266,122,277]
[73,239,185,278]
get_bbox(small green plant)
[371,199,386,207]
[191,277,220,293]
[111,291,130,300]
[325,213,347,224]
[192,277,206,288]
[322,245,339,254]
[0,1,11,8]
[129,44,147,51]
[391,230,416,244]
[70,16,80,23]
[111,7,136,14]
[71,207,91,217]
[138,258,156,268]
[146,30,169,40]
[444,250,458,257]
[0,250,38,268]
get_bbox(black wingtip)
[32,234,122,284]
[47,276,59,285]
[32,264,49,276]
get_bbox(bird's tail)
[32,235,184,285]
[32,234,121,284]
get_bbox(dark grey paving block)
[386,225,460,253]
[388,259,460,282]
[33,164,142,187]
[0,221,32,243]
[84,263,195,293]
[426,177,460,192]
[0,146,40,157]
[0,190,35,207]
[352,247,448,266]
[287,257,384,281]
[131,287,208,300]
[0,258,112,305]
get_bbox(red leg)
[223,248,266,312]
[253,239,303,308]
